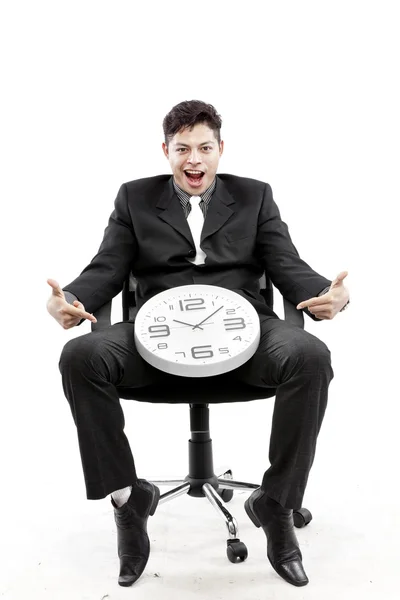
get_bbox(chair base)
[148,405,313,563]
[151,470,258,534]
[149,469,258,563]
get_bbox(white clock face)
[134,285,260,377]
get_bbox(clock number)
[157,343,168,349]
[233,336,242,341]
[223,317,246,330]
[225,308,236,315]
[175,351,186,358]
[191,345,214,359]
[219,347,229,354]
[179,298,206,311]
[154,316,166,322]
[148,324,170,338]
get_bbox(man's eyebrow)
[174,140,215,147]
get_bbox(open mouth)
[184,170,205,186]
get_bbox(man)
[47,100,349,588]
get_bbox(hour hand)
[172,319,204,330]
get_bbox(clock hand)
[172,319,204,330]
[192,306,224,330]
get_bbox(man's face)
[162,123,224,194]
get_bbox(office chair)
[92,274,313,564]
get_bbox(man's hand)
[46,278,97,329]
[296,271,350,320]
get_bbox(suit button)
[188,250,196,257]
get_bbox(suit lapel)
[155,175,236,243]
[201,176,235,241]
[156,177,192,244]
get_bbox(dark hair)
[163,100,222,147]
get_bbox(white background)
[1,1,399,597]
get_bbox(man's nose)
[187,150,201,164]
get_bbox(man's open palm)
[296,271,350,320]
[47,278,97,329]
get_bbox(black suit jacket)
[63,174,331,321]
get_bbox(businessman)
[47,100,349,588]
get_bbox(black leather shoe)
[244,488,309,587]
[112,479,160,587]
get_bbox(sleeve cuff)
[64,290,79,305]
[318,285,331,297]
[63,290,85,326]
[340,299,350,312]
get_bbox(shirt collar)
[173,177,216,206]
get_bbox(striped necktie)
[187,195,206,265]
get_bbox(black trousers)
[59,315,334,509]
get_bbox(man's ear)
[219,140,224,156]
[162,142,169,159]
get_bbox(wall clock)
[134,284,261,377]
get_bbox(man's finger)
[310,303,332,314]
[47,278,64,296]
[74,301,97,323]
[297,297,319,310]
[297,296,334,310]
[330,271,348,288]
[64,304,97,323]
[76,310,97,323]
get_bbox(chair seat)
[117,375,276,403]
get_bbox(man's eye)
[177,148,187,152]
[202,146,212,151]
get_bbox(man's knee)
[58,334,96,375]
[282,331,333,380]
[302,335,333,378]
[304,335,331,359]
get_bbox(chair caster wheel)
[293,507,312,528]
[226,539,248,563]
[220,488,234,503]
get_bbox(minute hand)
[192,306,224,330]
